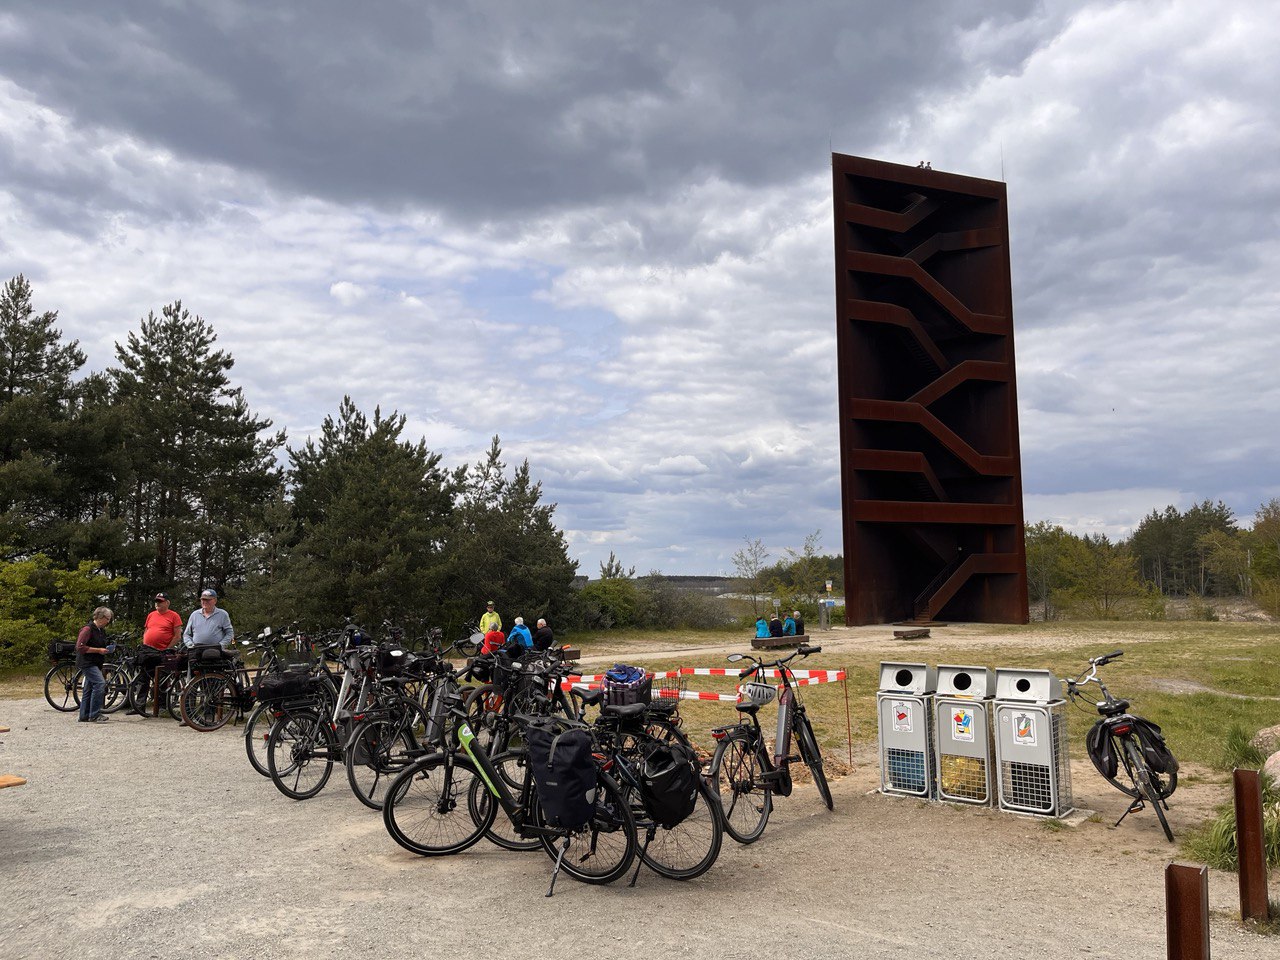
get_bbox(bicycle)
[587,695,723,881]
[53,635,138,714]
[1066,650,1178,842]
[707,642,832,844]
[381,684,637,895]
[44,639,81,712]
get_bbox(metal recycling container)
[877,662,937,798]
[993,668,1073,817]
[934,665,996,806]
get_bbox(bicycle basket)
[738,681,776,707]
[603,663,651,706]
[48,639,78,661]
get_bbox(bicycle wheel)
[181,674,234,731]
[638,776,723,880]
[1124,737,1174,842]
[794,711,833,810]
[164,675,184,721]
[710,734,772,844]
[346,703,428,810]
[471,750,540,851]
[267,710,335,800]
[383,754,495,856]
[244,702,276,778]
[44,662,79,712]
[535,770,637,885]
[101,665,131,714]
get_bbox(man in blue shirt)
[182,589,234,649]
[508,616,533,649]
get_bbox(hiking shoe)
[90,715,109,723]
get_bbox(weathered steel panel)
[833,154,1028,624]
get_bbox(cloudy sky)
[2,1,1277,576]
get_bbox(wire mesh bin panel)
[934,697,995,805]
[877,692,936,797]
[994,700,1073,817]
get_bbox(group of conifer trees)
[0,275,577,666]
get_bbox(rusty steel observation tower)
[832,154,1029,625]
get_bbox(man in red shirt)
[132,593,183,716]
[144,593,183,650]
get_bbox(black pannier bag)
[639,741,699,829]
[1085,721,1117,780]
[192,644,229,665]
[255,668,314,703]
[525,718,597,830]
[376,643,407,676]
[48,639,78,661]
[1132,716,1179,777]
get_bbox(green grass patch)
[1181,774,1280,871]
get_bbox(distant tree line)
[1026,499,1280,621]
[0,276,577,666]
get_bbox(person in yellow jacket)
[479,600,502,635]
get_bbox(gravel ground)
[2,690,1278,960]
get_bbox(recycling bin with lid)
[993,668,1073,817]
[877,662,937,798]
[933,665,996,806]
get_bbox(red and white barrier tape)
[561,666,845,702]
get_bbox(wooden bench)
[751,633,809,650]
[893,628,930,640]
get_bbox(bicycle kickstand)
[546,837,570,898]
[1114,796,1145,829]
[629,828,655,888]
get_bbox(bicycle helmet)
[739,681,776,706]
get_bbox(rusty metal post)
[1234,768,1270,923]
[1166,863,1209,960]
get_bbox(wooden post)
[1234,768,1270,923]
[1166,863,1210,960]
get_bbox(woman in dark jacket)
[76,606,115,723]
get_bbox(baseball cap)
[200,589,218,599]
[154,593,169,601]
[486,600,495,606]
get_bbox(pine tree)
[110,302,282,609]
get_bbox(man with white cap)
[508,616,533,649]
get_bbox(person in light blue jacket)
[508,616,533,649]
[783,613,797,636]
[755,616,769,638]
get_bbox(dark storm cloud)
[0,0,1053,221]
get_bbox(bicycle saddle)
[601,702,646,719]
[577,688,604,706]
[735,701,761,715]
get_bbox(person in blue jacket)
[783,613,797,636]
[755,616,769,638]
[509,616,534,648]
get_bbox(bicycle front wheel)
[383,754,495,856]
[266,710,335,800]
[244,702,277,777]
[794,711,833,810]
[638,776,723,880]
[346,704,428,810]
[181,674,234,731]
[44,662,79,712]
[1125,737,1174,842]
[710,734,772,844]
[100,665,131,714]
[535,770,637,885]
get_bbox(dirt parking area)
[2,630,1278,960]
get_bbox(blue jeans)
[79,665,105,720]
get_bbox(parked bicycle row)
[239,631,835,894]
